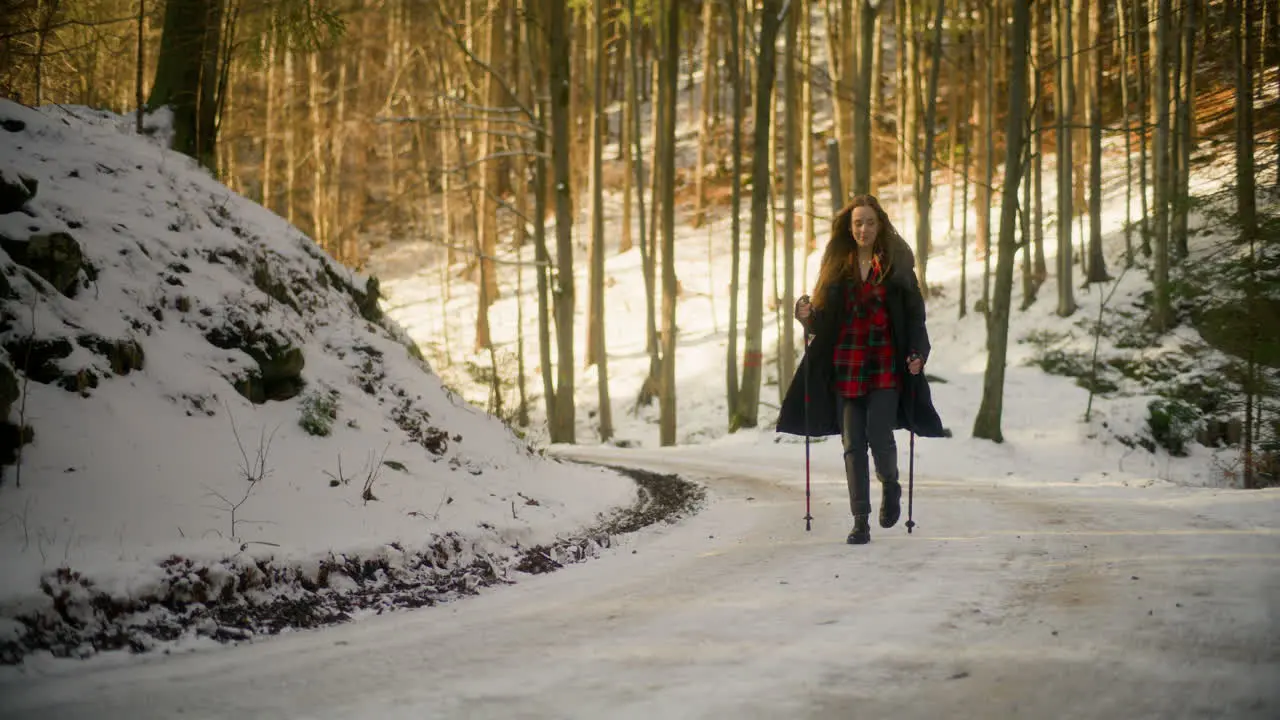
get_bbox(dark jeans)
[838,390,900,517]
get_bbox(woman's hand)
[795,295,812,323]
[907,353,924,375]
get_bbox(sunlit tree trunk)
[973,0,1030,443]
[853,0,877,195]
[1171,0,1198,260]
[802,5,816,261]
[777,0,798,400]
[737,0,783,430]
[1151,0,1173,331]
[694,0,715,227]
[659,0,681,445]
[1234,0,1257,236]
[587,0,613,441]
[915,0,944,298]
[1085,0,1108,283]
[1118,0,1135,267]
[548,0,576,443]
[148,0,225,170]
[726,0,744,428]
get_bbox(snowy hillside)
[372,119,1278,492]
[0,100,658,664]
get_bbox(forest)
[1,0,1276,485]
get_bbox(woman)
[777,195,945,545]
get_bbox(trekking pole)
[905,370,918,534]
[906,428,916,533]
[803,327,813,532]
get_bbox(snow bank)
[0,100,636,663]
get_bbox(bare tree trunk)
[475,0,507,352]
[915,0,944,297]
[148,0,225,170]
[1073,0,1088,222]
[635,36,662,404]
[694,0,715,227]
[973,0,1030,442]
[973,2,990,265]
[549,0,576,443]
[726,0,744,427]
[1021,7,1036,309]
[825,0,855,201]
[260,21,278,210]
[587,0,613,441]
[947,18,962,234]
[284,49,297,225]
[1135,0,1151,256]
[870,10,885,138]
[895,0,907,207]
[1118,0,1135,267]
[659,0,681,446]
[981,1,994,315]
[854,0,878,195]
[331,60,349,263]
[906,0,922,216]
[1031,0,1047,287]
[1055,0,1077,317]
[1235,0,1257,236]
[802,5,816,262]
[512,0,531,428]
[1085,0,1109,283]
[1151,0,1173,331]
[620,13,634,255]
[647,55,661,357]
[629,0,659,410]
[1172,0,1199,260]
[1234,0,1261,487]
[1021,102,1034,308]
[738,0,784,430]
[1273,0,1280,192]
[960,24,973,320]
[136,0,146,134]
[308,50,326,251]
[780,0,799,400]
[523,0,555,433]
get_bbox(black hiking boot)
[879,479,902,529]
[847,514,871,545]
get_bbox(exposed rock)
[0,421,34,468]
[0,169,37,214]
[0,231,83,297]
[0,360,17,418]
[58,368,98,395]
[0,337,73,385]
[0,335,141,397]
[323,265,383,324]
[206,323,305,403]
[77,335,145,375]
[353,276,383,324]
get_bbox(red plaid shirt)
[833,273,898,398]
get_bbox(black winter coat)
[775,235,946,439]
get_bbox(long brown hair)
[811,195,904,309]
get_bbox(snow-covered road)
[2,447,1277,719]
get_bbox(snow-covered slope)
[373,118,1278,492]
[0,100,637,663]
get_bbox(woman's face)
[850,205,879,249]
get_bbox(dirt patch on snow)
[0,465,703,665]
